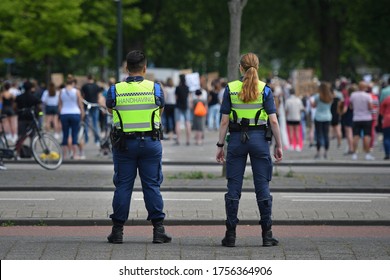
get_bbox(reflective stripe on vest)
[113,80,161,132]
[228,80,268,125]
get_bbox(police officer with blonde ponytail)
[105,50,171,244]
[216,53,283,247]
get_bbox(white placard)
[185,72,201,92]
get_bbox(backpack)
[194,101,207,117]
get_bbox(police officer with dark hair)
[105,50,171,244]
[216,53,283,247]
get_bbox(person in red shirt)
[368,85,379,149]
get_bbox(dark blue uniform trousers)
[225,130,274,230]
[109,137,165,224]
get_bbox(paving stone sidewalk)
[1,225,390,260]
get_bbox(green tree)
[132,0,230,75]
[75,0,151,81]
[1,0,388,82]
[0,0,87,82]
[0,0,151,82]
[242,0,390,81]
[344,0,390,76]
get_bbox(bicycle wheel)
[31,133,63,170]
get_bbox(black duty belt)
[229,124,267,132]
[124,131,154,139]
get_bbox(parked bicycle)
[78,99,112,156]
[0,108,63,170]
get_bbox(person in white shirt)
[285,89,304,151]
[9,81,21,97]
[162,78,176,140]
[58,75,85,159]
[349,81,374,160]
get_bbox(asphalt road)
[1,163,389,192]
[1,190,389,216]
[1,162,390,226]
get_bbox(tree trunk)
[227,0,247,82]
[100,44,108,82]
[45,56,52,86]
[318,0,342,82]
[223,0,247,177]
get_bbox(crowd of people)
[270,76,390,161]
[155,75,226,146]
[2,73,390,170]
[0,75,111,169]
[155,73,390,162]
[0,73,226,165]
[158,75,226,146]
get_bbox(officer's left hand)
[273,146,283,163]
[216,148,225,164]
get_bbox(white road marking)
[0,198,56,201]
[291,199,372,202]
[134,198,212,201]
[283,194,389,198]
[283,193,389,202]
[285,196,387,199]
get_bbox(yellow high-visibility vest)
[228,80,268,125]
[113,80,161,132]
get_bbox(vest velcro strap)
[229,123,267,132]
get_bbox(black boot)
[262,228,279,247]
[257,197,278,246]
[222,195,239,247]
[222,221,236,247]
[152,219,172,244]
[221,226,236,247]
[107,220,124,244]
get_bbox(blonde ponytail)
[238,53,260,103]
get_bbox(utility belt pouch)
[265,125,273,141]
[154,126,163,140]
[111,127,126,151]
[240,118,250,143]
[159,126,163,140]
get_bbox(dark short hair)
[179,74,186,85]
[3,82,11,91]
[23,81,33,92]
[126,50,146,73]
